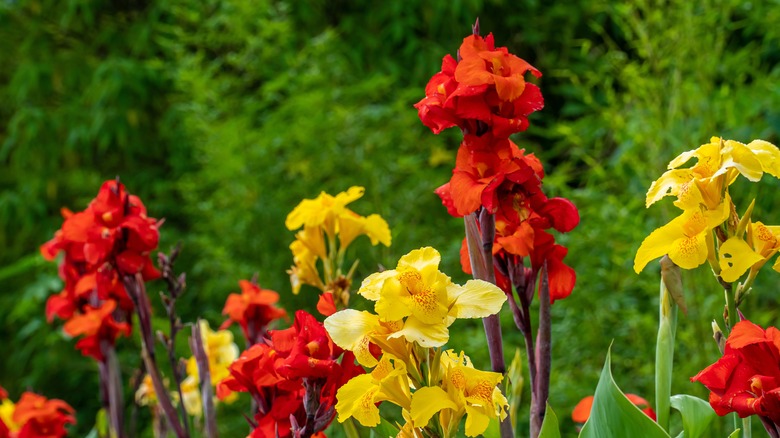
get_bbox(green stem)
[342,418,360,438]
[724,281,737,330]
[655,276,678,433]
[743,417,752,438]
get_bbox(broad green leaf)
[482,416,500,438]
[727,429,741,438]
[670,394,717,438]
[538,404,562,438]
[579,347,670,438]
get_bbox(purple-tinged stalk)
[124,274,188,438]
[464,210,513,438]
[530,262,551,437]
[99,341,126,438]
[190,321,218,438]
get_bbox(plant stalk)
[190,321,218,438]
[530,262,551,438]
[655,275,677,433]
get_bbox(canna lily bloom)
[220,280,287,342]
[62,301,131,360]
[271,310,341,379]
[411,350,508,437]
[324,309,407,368]
[12,392,76,438]
[358,247,506,348]
[0,397,17,435]
[646,137,780,210]
[692,320,780,425]
[415,33,544,138]
[285,186,391,246]
[335,355,411,427]
[634,193,731,273]
[572,393,656,424]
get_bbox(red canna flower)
[220,280,287,344]
[41,179,161,361]
[62,301,131,361]
[316,292,337,317]
[415,33,543,138]
[12,392,76,438]
[219,311,363,437]
[692,320,780,425]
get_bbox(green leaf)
[482,416,500,438]
[670,394,717,438]
[579,346,670,438]
[539,403,562,438]
[369,417,400,438]
[727,429,741,438]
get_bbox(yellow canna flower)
[646,137,780,210]
[410,350,508,437]
[324,309,407,367]
[718,237,764,282]
[187,320,240,386]
[358,247,506,348]
[135,374,159,407]
[288,235,324,294]
[335,355,411,427]
[634,194,731,272]
[285,186,392,247]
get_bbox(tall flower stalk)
[416,20,579,437]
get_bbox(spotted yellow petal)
[634,216,686,273]
[667,227,709,269]
[335,374,381,426]
[646,169,694,207]
[448,280,506,319]
[324,309,381,366]
[411,386,457,428]
[359,270,397,301]
[719,237,764,282]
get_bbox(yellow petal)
[646,169,694,207]
[719,237,764,282]
[448,280,506,319]
[397,247,441,273]
[410,386,457,428]
[747,140,780,178]
[634,216,686,273]
[334,186,365,206]
[389,315,449,348]
[672,180,704,210]
[359,270,397,301]
[668,232,708,270]
[324,310,381,366]
[337,213,363,250]
[335,374,381,426]
[376,276,413,321]
[297,226,327,259]
[364,214,392,246]
[285,192,329,230]
[716,140,763,182]
[464,405,491,437]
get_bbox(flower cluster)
[286,186,391,313]
[635,137,780,281]
[692,320,780,426]
[218,310,362,437]
[324,247,508,437]
[221,279,287,345]
[0,387,76,438]
[414,33,543,137]
[416,33,578,303]
[40,180,161,360]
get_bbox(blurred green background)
[2,0,780,436]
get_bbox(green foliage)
[579,348,669,438]
[670,394,717,438]
[538,404,562,438]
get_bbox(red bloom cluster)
[0,388,76,438]
[221,280,287,345]
[40,180,160,360]
[417,31,578,303]
[415,34,543,137]
[218,311,363,437]
[438,135,578,301]
[692,320,780,425]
